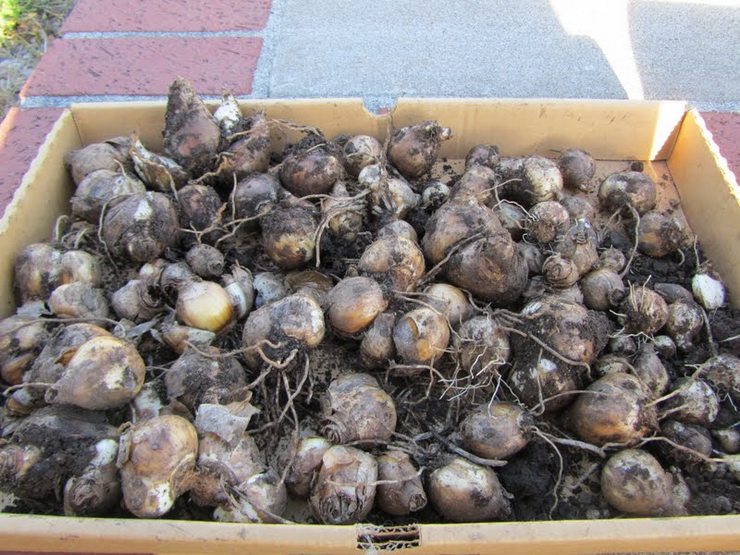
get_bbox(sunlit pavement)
[1,0,738,214]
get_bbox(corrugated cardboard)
[0,99,738,553]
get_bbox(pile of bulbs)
[0,77,738,524]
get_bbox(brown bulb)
[309,445,378,524]
[376,450,427,515]
[322,373,397,444]
[176,280,234,333]
[119,414,198,518]
[393,307,450,366]
[326,277,387,336]
[428,457,511,522]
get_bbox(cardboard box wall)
[0,98,738,553]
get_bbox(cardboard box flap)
[668,109,740,306]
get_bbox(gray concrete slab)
[267,0,740,111]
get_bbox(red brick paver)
[61,0,272,33]
[21,37,262,97]
[701,112,740,181]
[0,108,64,215]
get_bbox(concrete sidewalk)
[1,0,739,215]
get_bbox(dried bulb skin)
[601,449,675,516]
[177,184,224,246]
[580,268,625,311]
[165,348,246,412]
[322,181,364,241]
[516,296,611,364]
[376,450,427,515]
[652,335,677,359]
[0,444,43,498]
[326,277,388,336]
[560,194,596,222]
[64,137,132,185]
[26,323,111,384]
[163,77,221,175]
[519,242,544,276]
[558,148,595,192]
[422,200,502,265]
[252,273,287,309]
[71,169,146,223]
[160,320,215,355]
[446,232,528,307]
[185,244,225,279]
[45,335,145,410]
[216,470,287,523]
[283,435,332,498]
[0,314,49,385]
[692,272,726,310]
[494,201,527,241]
[525,201,569,244]
[343,135,383,177]
[218,111,271,181]
[465,144,500,170]
[176,280,234,333]
[420,180,451,212]
[102,192,180,263]
[191,433,264,508]
[279,147,342,196]
[662,378,719,426]
[358,236,425,292]
[702,353,740,402]
[634,211,684,258]
[322,373,397,444]
[129,135,189,192]
[233,173,280,226]
[309,445,378,524]
[242,294,325,369]
[599,247,627,273]
[633,345,669,399]
[160,262,195,297]
[3,406,117,501]
[460,402,532,460]
[59,250,102,287]
[567,373,656,446]
[214,92,242,135]
[451,165,497,204]
[508,354,580,413]
[664,299,703,351]
[620,287,669,335]
[261,203,318,270]
[376,220,418,243]
[423,283,473,327]
[393,307,450,365]
[360,312,396,369]
[48,283,109,320]
[713,428,740,454]
[511,156,563,206]
[14,243,63,303]
[119,414,198,518]
[593,354,632,378]
[660,420,713,464]
[63,438,121,516]
[388,120,452,179]
[555,219,599,276]
[598,171,657,215]
[428,457,511,522]
[455,316,510,376]
[542,254,580,289]
[223,266,255,319]
[655,282,693,304]
[361,166,420,220]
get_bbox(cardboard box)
[0,99,738,553]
